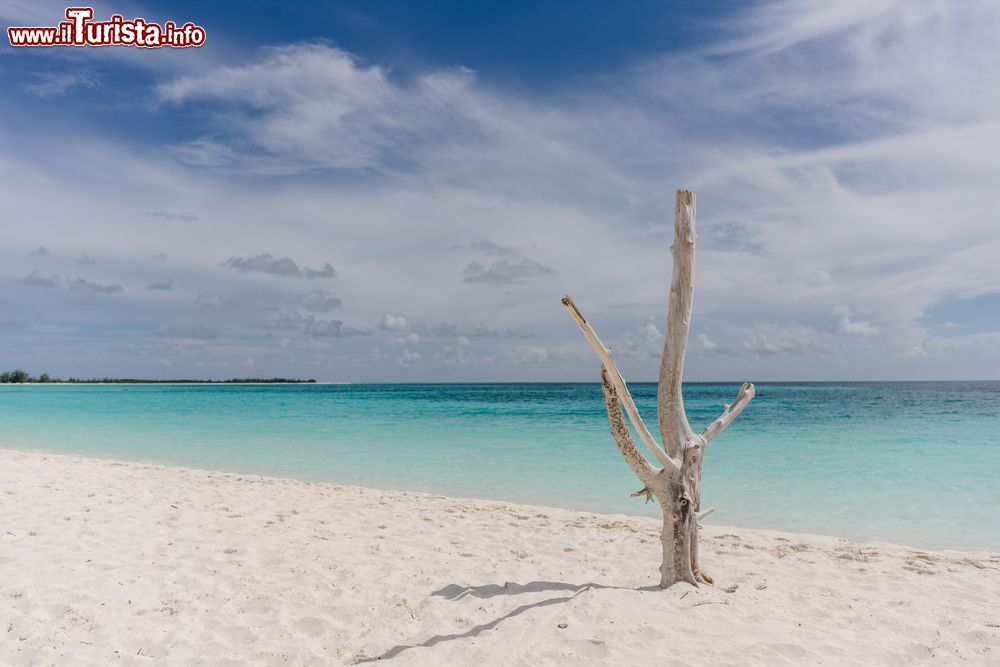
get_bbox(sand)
[1,449,998,665]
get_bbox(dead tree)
[562,189,755,588]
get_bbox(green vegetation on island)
[0,370,316,384]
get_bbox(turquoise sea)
[2,382,998,550]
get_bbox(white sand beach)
[1,448,998,665]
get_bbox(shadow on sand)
[355,580,658,663]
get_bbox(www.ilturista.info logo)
[7,7,206,48]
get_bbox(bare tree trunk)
[563,189,756,588]
[658,189,697,458]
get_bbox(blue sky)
[2,0,999,381]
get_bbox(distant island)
[0,370,316,384]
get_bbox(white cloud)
[833,306,879,336]
[505,345,580,365]
[157,45,478,174]
[379,313,409,330]
[616,322,663,360]
[388,333,421,347]
[398,349,422,365]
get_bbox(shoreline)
[5,446,992,556]
[3,445,993,553]
[3,448,999,664]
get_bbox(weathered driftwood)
[562,189,755,588]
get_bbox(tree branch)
[700,382,756,445]
[658,189,697,455]
[696,507,716,521]
[562,295,679,472]
[600,366,656,486]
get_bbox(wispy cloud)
[24,70,99,98]
[19,271,59,288]
[194,291,226,308]
[70,278,124,296]
[223,254,300,277]
[147,278,175,291]
[144,210,199,222]
[221,254,336,279]
[462,258,555,284]
[154,324,219,340]
[451,241,521,257]
[157,45,482,174]
[300,290,342,311]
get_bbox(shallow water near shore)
[3,381,998,550]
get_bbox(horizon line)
[4,379,999,385]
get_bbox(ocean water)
[2,382,998,551]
